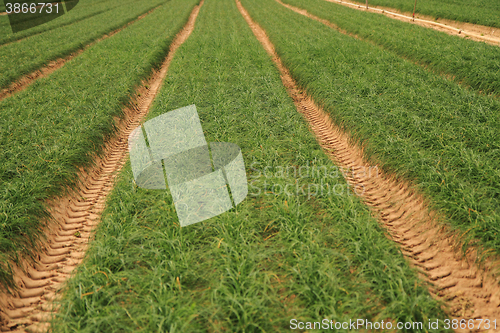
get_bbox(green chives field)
[0,0,194,289]
[349,0,500,27]
[241,0,500,259]
[51,0,448,330]
[0,0,499,330]
[282,0,500,96]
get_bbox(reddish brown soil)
[325,0,500,46]
[0,6,161,103]
[236,0,500,330]
[0,1,204,332]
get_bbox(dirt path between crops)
[0,1,204,332]
[323,0,500,46]
[236,0,500,330]
[277,0,354,36]
[0,5,162,103]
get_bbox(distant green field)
[283,0,500,96]
[0,0,127,45]
[350,0,500,27]
[0,0,165,91]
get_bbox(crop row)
[0,0,132,45]
[282,0,500,96]
[348,0,500,28]
[0,0,167,91]
[0,0,200,290]
[51,0,448,331]
[240,0,500,257]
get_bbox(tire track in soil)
[324,0,500,46]
[0,4,162,103]
[235,0,500,331]
[0,1,204,332]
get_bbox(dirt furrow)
[0,1,204,332]
[0,5,162,103]
[276,0,360,39]
[235,0,500,330]
[324,0,500,46]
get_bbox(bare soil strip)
[0,1,204,332]
[276,0,345,33]
[323,0,500,46]
[1,8,110,49]
[0,5,161,103]
[236,0,500,329]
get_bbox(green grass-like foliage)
[52,0,449,331]
[349,0,500,27]
[283,0,500,96]
[242,0,500,257]
[0,0,197,290]
[0,0,138,45]
[0,0,167,91]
